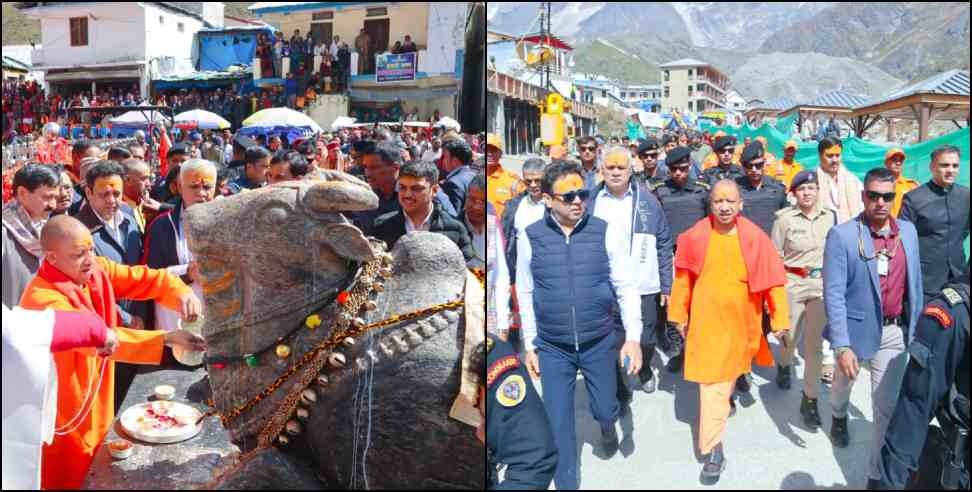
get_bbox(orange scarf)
[675,215,786,294]
[37,258,119,327]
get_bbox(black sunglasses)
[718,147,735,154]
[639,151,659,159]
[866,190,897,203]
[552,189,590,203]
[580,146,597,152]
[742,161,765,169]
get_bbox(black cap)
[789,170,817,192]
[637,137,660,154]
[662,134,677,146]
[351,139,376,154]
[167,143,189,158]
[665,146,691,166]
[740,141,765,164]
[713,136,736,152]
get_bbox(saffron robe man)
[18,215,205,489]
[668,180,789,480]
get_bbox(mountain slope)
[759,2,970,81]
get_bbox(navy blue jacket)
[525,210,616,347]
[73,202,147,326]
[143,199,194,287]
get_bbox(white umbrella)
[175,109,230,130]
[330,116,357,131]
[242,107,323,133]
[111,110,167,126]
[433,116,461,131]
[403,121,431,128]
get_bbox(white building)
[725,90,748,112]
[17,2,222,97]
[573,77,622,107]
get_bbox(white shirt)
[329,42,340,59]
[592,185,664,296]
[92,207,125,244]
[155,207,205,333]
[516,212,642,352]
[404,206,434,233]
[513,195,546,234]
[421,148,441,162]
[490,213,512,338]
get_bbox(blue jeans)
[536,330,619,490]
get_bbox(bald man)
[668,180,789,482]
[18,215,205,489]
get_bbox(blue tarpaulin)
[197,27,275,71]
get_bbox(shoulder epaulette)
[649,181,666,192]
[695,180,710,190]
[486,336,494,353]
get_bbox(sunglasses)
[552,189,590,204]
[580,146,597,152]
[718,147,735,154]
[668,165,691,173]
[742,161,765,169]
[639,152,659,159]
[865,190,896,203]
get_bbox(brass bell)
[275,344,291,359]
[300,388,317,404]
[285,419,301,436]
[362,300,377,311]
[296,407,309,421]
[351,317,366,329]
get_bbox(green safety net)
[774,113,797,138]
[697,122,971,254]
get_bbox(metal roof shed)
[851,70,969,142]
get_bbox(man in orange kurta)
[668,179,789,482]
[19,215,205,490]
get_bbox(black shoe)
[701,443,726,480]
[866,478,880,490]
[640,371,657,394]
[735,374,751,393]
[600,423,619,458]
[667,354,684,373]
[776,364,792,390]
[800,392,822,429]
[830,416,849,448]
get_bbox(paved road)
[503,339,879,490]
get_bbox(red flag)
[158,128,171,178]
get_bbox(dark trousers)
[537,330,619,490]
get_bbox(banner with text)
[376,52,417,83]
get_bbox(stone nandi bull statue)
[182,171,484,489]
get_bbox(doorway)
[363,18,389,74]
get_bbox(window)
[601,90,607,97]
[664,87,670,98]
[641,91,648,98]
[688,86,693,96]
[688,69,693,78]
[366,7,388,17]
[688,101,693,112]
[663,70,670,82]
[159,15,164,24]
[312,11,334,20]
[620,91,626,99]
[177,22,184,32]
[69,17,88,46]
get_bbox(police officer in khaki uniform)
[770,170,837,429]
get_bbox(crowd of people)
[1,103,490,487]
[484,129,970,489]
